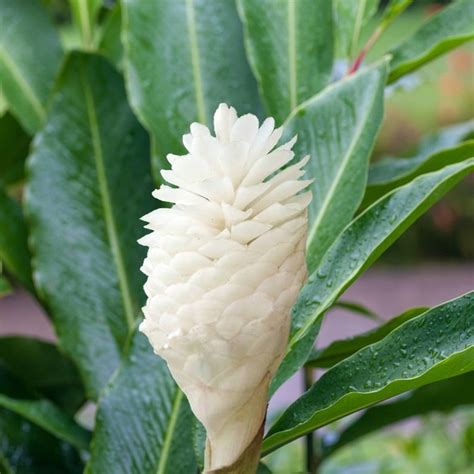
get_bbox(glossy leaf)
[264,292,474,454]
[286,60,388,274]
[0,336,85,414]
[324,372,474,456]
[0,188,33,291]
[307,307,427,368]
[238,0,333,123]
[334,0,378,58]
[0,112,30,186]
[271,159,474,393]
[388,0,474,83]
[87,328,197,474]
[0,395,90,450]
[362,138,474,209]
[0,0,62,133]
[26,52,154,398]
[122,0,260,172]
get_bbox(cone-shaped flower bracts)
[139,104,311,471]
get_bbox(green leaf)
[324,372,474,456]
[0,188,33,291]
[307,307,427,368]
[0,112,30,186]
[26,52,154,399]
[271,159,474,393]
[99,4,123,69]
[69,0,102,49]
[122,0,260,173]
[0,408,83,474]
[362,121,474,209]
[238,0,333,123]
[87,328,197,474]
[334,0,378,58]
[264,292,474,454]
[0,0,62,133]
[0,336,85,414]
[285,60,388,275]
[0,395,90,451]
[332,300,382,322]
[388,0,474,83]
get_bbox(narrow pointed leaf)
[26,52,154,398]
[334,0,378,58]
[307,307,427,368]
[0,272,11,297]
[0,337,85,414]
[87,328,197,474]
[286,60,388,275]
[0,0,62,133]
[362,138,474,209]
[324,372,474,456]
[388,0,474,83]
[0,188,33,291]
[122,0,260,172]
[332,300,381,322]
[272,159,474,392]
[264,292,474,454]
[99,4,123,69]
[238,0,333,123]
[0,395,90,451]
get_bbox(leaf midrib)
[0,45,45,126]
[79,61,136,332]
[156,388,184,474]
[306,81,380,259]
[288,0,297,111]
[185,0,207,124]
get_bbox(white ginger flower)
[139,104,311,471]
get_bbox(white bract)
[139,104,311,470]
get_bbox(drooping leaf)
[362,138,474,209]
[238,0,333,123]
[87,328,197,474]
[0,336,85,414]
[334,0,378,58]
[0,0,62,133]
[307,307,427,368]
[122,0,260,173]
[69,0,102,49]
[0,395,90,451]
[26,52,154,398]
[0,187,33,291]
[388,0,474,83]
[0,271,11,298]
[271,159,474,393]
[324,371,474,456]
[264,292,474,454]
[0,112,30,186]
[286,60,388,275]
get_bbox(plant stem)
[303,366,320,473]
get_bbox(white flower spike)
[139,104,311,472]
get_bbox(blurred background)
[1,1,473,473]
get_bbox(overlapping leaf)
[264,292,474,453]
[238,0,333,123]
[26,52,154,398]
[122,0,260,173]
[271,159,474,393]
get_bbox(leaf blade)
[265,292,474,454]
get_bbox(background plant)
[0,0,473,472]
